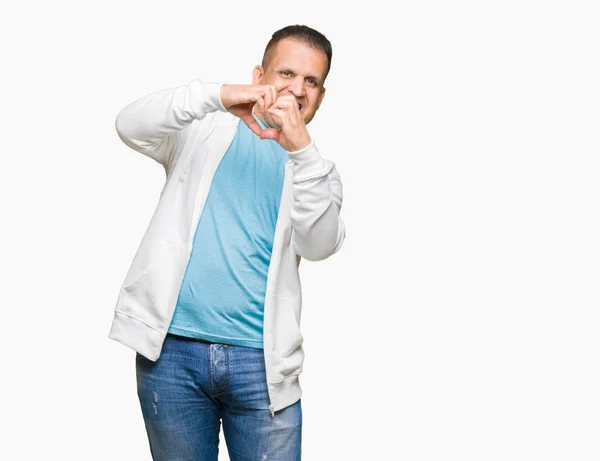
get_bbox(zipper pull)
[269,405,275,417]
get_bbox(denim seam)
[209,345,215,396]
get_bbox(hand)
[259,95,312,152]
[220,84,278,136]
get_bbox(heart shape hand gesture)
[220,84,312,152]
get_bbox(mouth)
[298,103,303,111]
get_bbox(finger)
[271,86,279,108]
[263,86,276,112]
[276,94,297,106]
[267,107,288,125]
[255,94,266,113]
[273,96,300,117]
[241,113,263,136]
[269,99,300,126]
[271,98,294,112]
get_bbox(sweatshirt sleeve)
[115,80,228,169]
[287,140,346,261]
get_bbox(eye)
[280,70,293,77]
[306,78,318,86]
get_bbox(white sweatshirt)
[108,79,346,415]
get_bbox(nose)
[288,76,306,98]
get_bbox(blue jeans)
[135,333,302,461]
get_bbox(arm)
[115,80,227,169]
[288,141,346,261]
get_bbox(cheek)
[309,93,321,108]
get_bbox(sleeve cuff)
[286,139,315,155]
[202,81,228,113]
[286,140,330,181]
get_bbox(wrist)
[219,83,234,109]
[287,138,314,155]
[287,135,312,153]
[216,83,228,112]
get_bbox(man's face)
[252,38,328,127]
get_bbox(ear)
[316,86,326,110]
[252,65,264,85]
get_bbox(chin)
[264,113,283,130]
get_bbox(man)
[109,24,345,460]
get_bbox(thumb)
[241,113,263,137]
[259,128,281,140]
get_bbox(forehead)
[268,39,328,78]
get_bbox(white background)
[1,0,599,459]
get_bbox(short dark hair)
[262,25,333,83]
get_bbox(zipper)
[263,163,293,420]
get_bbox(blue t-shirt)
[168,115,288,348]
